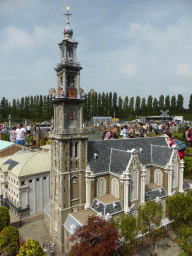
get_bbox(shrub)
[91,130,96,134]
[46,138,50,145]
[29,136,33,142]
[0,226,19,254]
[0,206,10,232]
[183,156,192,179]
[172,133,185,142]
[18,238,45,256]
[43,137,48,142]
[177,128,185,133]
[39,139,45,146]
[2,134,10,142]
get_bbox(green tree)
[166,190,192,227]
[97,93,102,116]
[152,98,159,115]
[189,94,192,112]
[171,95,177,114]
[129,97,134,116]
[105,93,109,116]
[123,96,129,120]
[101,92,106,117]
[118,96,123,119]
[108,92,113,116]
[165,95,170,110]
[177,94,184,113]
[115,214,138,253]
[29,96,34,120]
[20,97,25,120]
[138,201,163,256]
[18,238,44,256]
[24,96,30,120]
[0,206,10,232]
[147,95,153,115]
[11,99,17,120]
[92,92,98,117]
[113,92,118,118]
[135,96,141,116]
[178,226,192,256]
[159,95,164,110]
[0,226,19,255]
[141,97,146,116]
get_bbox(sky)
[1,0,192,108]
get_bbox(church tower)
[49,7,88,253]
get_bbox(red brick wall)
[0,145,22,157]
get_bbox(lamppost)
[8,114,12,129]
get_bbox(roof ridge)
[17,152,39,176]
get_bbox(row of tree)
[0,95,54,122]
[0,93,191,122]
[83,92,191,121]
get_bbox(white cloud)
[9,28,31,46]
[175,62,192,77]
[119,63,137,76]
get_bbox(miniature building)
[44,8,191,253]
[0,151,50,217]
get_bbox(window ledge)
[71,198,79,202]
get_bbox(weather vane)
[64,6,72,24]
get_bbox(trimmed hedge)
[0,206,10,232]
[184,156,192,179]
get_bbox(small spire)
[63,6,73,38]
[64,6,72,26]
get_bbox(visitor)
[26,124,31,135]
[104,126,119,140]
[188,127,192,147]
[140,123,145,137]
[164,132,185,159]
[159,123,163,134]
[134,125,140,137]
[121,125,128,139]
[14,123,26,145]
[153,122,158,135]
[184,126,191,147]
[128,125,134,138]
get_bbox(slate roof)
[183,180,190,191]
[145,187,167,201]
[43,203,50,217]
[110,149,131,175]
[64,214,82,234]
[91,198,123,216]
[88,137,170,175]
[152,145,173,166]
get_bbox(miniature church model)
[44,8,191,253]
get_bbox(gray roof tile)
[145,187,167,201]
[183,180,190,191]
[88,137,169,174]
[110,149,131,175]
[91,198,123,216]
[152,145,173,166]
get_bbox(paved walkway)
[9,210,67,256]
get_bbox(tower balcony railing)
[57,60,81,67]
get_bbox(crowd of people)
[103,121,177,140]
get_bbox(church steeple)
[52,7,85,135]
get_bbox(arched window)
[130,170,138,201]
[71,176,79,200]
[154,169,162,186]
[97,178,106,197]
[145,169,150,184]
[111,178,119,198]
[173,155,178,188]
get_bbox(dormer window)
[96,202,100,208]
[21,181,25,186]
[113,203,117,209]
